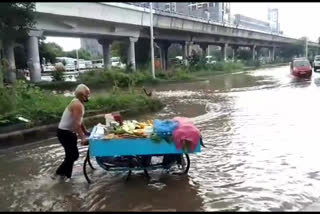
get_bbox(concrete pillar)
[157,41,171,71]
[98,39,112,70]
[128,37,138,71]
[251,45,256,61]
[271,46,276,62]
[200,43,208,57]
[232,46,238,61]
[3,39,16,83]
[221,43,228,61]
[268,49,271,61]
[26,30,43,83]
[181,43,186,65]
[186,41,194,58]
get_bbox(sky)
[46,2,320,51]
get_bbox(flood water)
[2,65,320,211]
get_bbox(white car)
[314,55,320,72]
[42,64,55,72]
[206,56,217,64]
[75,59,86,70]
[92,59,104,68]
[84,60,93,69]
[111,57,125,68]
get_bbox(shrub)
[52,64,65,81]
[0,80,164,127]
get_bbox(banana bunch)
[136,120,153,129]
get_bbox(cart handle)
[200,137,205,148]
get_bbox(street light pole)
[150,2,155,79]
[76,48,79,71]
[305,38,308,58]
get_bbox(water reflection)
[85,175,203,211]
[290,77,312,88]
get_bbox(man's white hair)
[74,84,89,97]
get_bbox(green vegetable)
[150,134,162,143]
[112,128,126,134]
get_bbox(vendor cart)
[83,125,202,184]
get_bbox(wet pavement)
[2,65,320,211]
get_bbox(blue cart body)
[89,126,201,157]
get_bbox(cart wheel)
[95,157,112,171]
[181,154,190,174]
[169,154,190,175]
[87,149,95,170]
[83,149,92,184]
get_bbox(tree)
[112,41,128,64]
[14,46,27,69]
[236,48,251,61]
[64,48,92,60]
[39,39,64,64]
[278,44,304,60]
[0,3,36,84]
[0,3,36,41]
[168,44,183,59]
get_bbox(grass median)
[0,80,164,129]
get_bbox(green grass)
[0,80,164,128]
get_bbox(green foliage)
[78,68,154,88]
[51,65,65,81]
[14,46,27,69]
[209,49,222,61]
[85,93,163,114]
[236,49,252,61]
[278,44,304,60]
[39,41,64,64]
[0,80,163,127]
[78,67,193,87]
[1,59,9,83]
[0,80,70,126]
[188,50,201,68]
[64,48,92,60]
[135,39,150,66]
[242,60,261,68]
[112,41,128,64]
[0,3,36,41]
[39,41,93,66]
[168,44,183,59]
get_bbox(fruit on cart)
[113,127,126,135]
[104,133,121,139]
[133,129,147,137]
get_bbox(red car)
[290,58,312,78]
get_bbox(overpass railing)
[124,2,283,36]
[119,3,318,45]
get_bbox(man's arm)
[81,123,90,136]
[70,102,87,143]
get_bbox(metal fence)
[124,2,282,36]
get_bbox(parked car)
[55,57,76,71]
[111,57,125,69]
[42,63,55,73]
[75,59,86,70]
[314,55,320,72]
[170,56,183,65]
[290,58,312,78]
[84,60,93,69]
[206,56,217,64]
[92,59,104,68]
